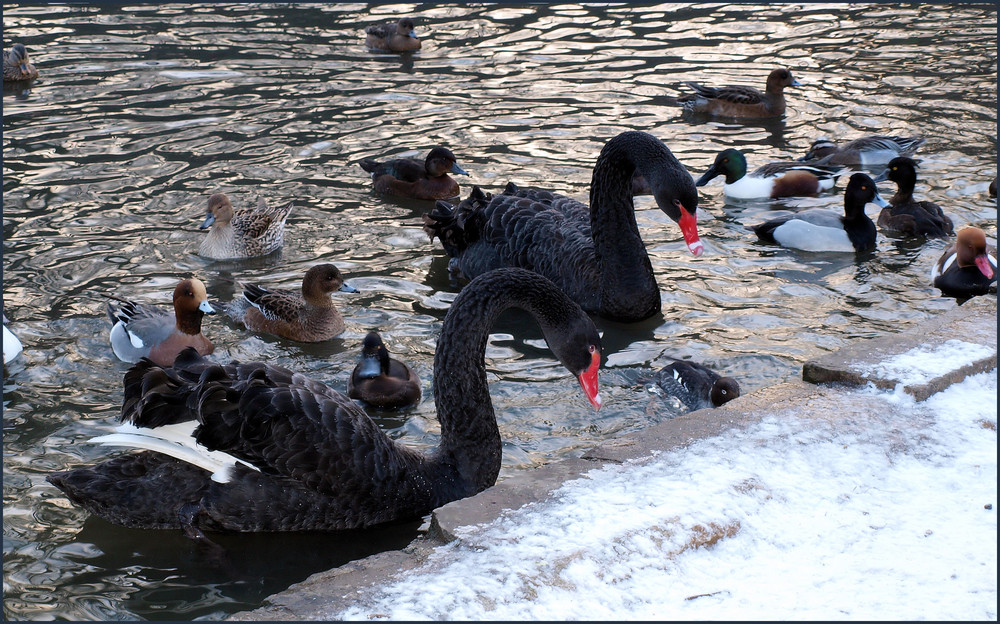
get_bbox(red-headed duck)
[931,226,997,298]
[105,278,216,366]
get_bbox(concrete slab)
[803,296,997,400]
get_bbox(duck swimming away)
[46,268,602,534]
[348,331,422,409]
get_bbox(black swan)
[422,130,702,323]
[348,331,422,409]
[46,268,603,533]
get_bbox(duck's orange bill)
[975,254,994,279]
[578,348,602,411]
[678,204,703,256]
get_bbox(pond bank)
[229,295,997,621]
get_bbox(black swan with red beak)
[47,268,603,534]
[424,130,702,323]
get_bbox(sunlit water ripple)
[3,2,996,620]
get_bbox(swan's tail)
[422,186,492,256]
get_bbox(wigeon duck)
[655,359,740,412]
[226,264,357,342]
[198,193,291,260]
[799,135,926,166]
[365,18,421,53]
[423,131,702,323]
[749,173,886,253]
[45,268,602,533]
[105,278,216,366]
[931,226,997,299]
[873,156,954,238]
[673,68,800,119]
[3,43,38,82]
[359,146,469,201]
[696,148,845,200]
[347,331,421,409]
[3,314,23,365]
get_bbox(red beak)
[677,203,703,256]
[975,254,994,279]
[577,348,602,411]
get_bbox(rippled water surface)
[3,2,996,620]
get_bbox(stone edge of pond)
[227,295,997,622]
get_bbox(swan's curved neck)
[588,143,660,322]
[429,274,565,496]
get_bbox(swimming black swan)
[423,130,702,323]
[46,268,603,534]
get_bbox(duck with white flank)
[749,173,887,253]
[696,148,845,200]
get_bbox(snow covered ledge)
[803,296,997,401]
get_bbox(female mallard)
[673,68,800,119]
[198,193,291,260]
[3,43,38,82]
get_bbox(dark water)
[3,2,996,620]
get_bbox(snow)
[858,339,996,385]
[331,370,997,621]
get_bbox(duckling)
[365,18,421,53]
[226,264,357,342]
[359,146,469,200]
[873,156,954,238]
[673,68,800,119]
[347,331,421,409]
[799,135,926,166]
[696,148,845,200]
[198,193,291,260]
[931,227,997,299]
[3,43,38,82]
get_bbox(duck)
[226,264,358,342]
[931,226,997,299]
[3,43,38,82]
[748,172,887,253]
[347,331,421,409]
[989,178,996,198]
[695,148,845,200]
[3,314,23,365]
[654,359,740,412]
[365,17,421,53]
[104,278,216,367]
[672,68,801,118]
[798,135,926,166]
[45,268,603,534]
[423,131,702,323]
[198,193,291,260]
[872,156,954,238]
[359,147,469,201]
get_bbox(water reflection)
[3,1,996,621]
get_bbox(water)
[3,2,996,620]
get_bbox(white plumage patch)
[771,219,855,253]
[91,421,260,483]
